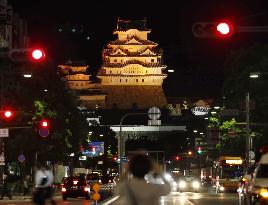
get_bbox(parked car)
[61,176,90,200]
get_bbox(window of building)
[76,84,78,86]
[114,59,117,62]
[151,59,154,62]
[81,84,83,86]
[153,79,154,82]
[120,79,121,82]
[146,70,148,73]
[142,79,144,82]
[126,79,128,82]
[110,71,112,74]
[136,79,138,82]
[117,52,120,54]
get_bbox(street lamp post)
[119,112,146,178]
[245,92,251,166]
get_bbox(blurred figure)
[0,174,12,200]
[115,152,171,205]
[23,175,31,199]
[33,163,55,205]
[43,165,56,205]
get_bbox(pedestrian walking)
[43,165,57,205]
[115,152,171,205]
[23,175,30,199]
[32,163,50,205]
[0,174,12,200]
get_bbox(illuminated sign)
[191,107,210,116]
[226,159,243,165]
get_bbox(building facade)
[98,19,168,109]
[58,61,106,109]
[0,0,29,50]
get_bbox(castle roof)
[114,19,151,32]
[103,60,166,68]
[98,73,167,77]
[109,37,157,46]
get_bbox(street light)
[249,71,268,78]
[249,72,260,78]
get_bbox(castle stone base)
[102,85,167,109]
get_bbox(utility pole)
[245,92,251,167]
[119,112,146,178]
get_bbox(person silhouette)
[115,152,171,205]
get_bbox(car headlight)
[220,186,225,191]
[192,181,200,188]
[179,181,186,188]
[256,188,268,198]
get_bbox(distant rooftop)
[115,19,151,31]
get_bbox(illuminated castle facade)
[98,19,167,109]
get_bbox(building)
[0,0,29,50]
[98,19,168,109]
[58,61,106,109]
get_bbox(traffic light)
[187,151,192,156]
[9,48,46,62]
[1,110,14,121]
[38,119,50,137]
[192,21,234,38]
[197,147,203,154]
[175,156,181,161]
[41,119,49,128]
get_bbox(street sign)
[249,151,255,160]
[18,154,25,163]
[0,128,9,137]
[148,107,161,120]
[0,153,5,165]
[39,128,49,137]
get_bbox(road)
[0,192,238,205]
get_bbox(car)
[86,173,101,185]
[61,176,90,200]
[100,175,116,190]
[177,175,201,192]
[239,150,268,205]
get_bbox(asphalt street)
[0,192,238,205]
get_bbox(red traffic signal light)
[92,147,96,152]
[175,156,181,161]
[32,49,45,60]
[4,110,13,118]
[192,21,234,38]
[1,110,14,121]
[40,119,49,128]
[9,48,46,62]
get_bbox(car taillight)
[109,180,112,183]
[62,187,67,192]
[73,180,78,185]
[84,187,90,192]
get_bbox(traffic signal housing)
[1,110,14,121]
[9,48,46,62]
[197,147,203,154]
[38,119,50,137]
[192,21,234,38]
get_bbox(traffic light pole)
[119,112,146,178]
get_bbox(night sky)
[9,0,268,98]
